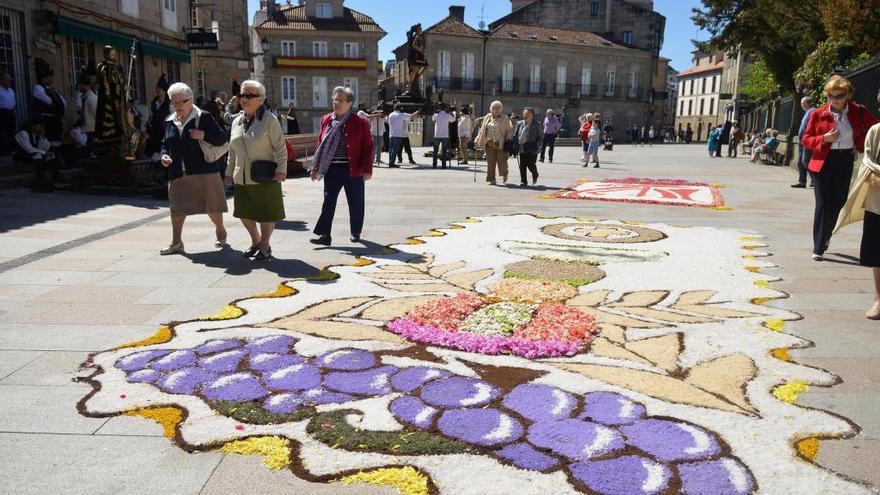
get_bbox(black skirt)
[861,210,880,267]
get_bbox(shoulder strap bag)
[194,112,229,164]
[238,115,277,184]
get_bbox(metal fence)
[847,57,880,110]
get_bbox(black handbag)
[250,160,277,183]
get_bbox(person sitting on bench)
[750,129,779,162]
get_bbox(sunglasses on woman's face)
[827,92,847,101]
[240,93,261,99]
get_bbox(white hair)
[240,79,266,98]
[490,100,503,111]
[586,113,594,120]
[167,83,193,101]
[332,86,355,103]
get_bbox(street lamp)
[260,37,273,107]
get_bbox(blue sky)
[246,0,708,72]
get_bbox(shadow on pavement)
[0,190,165,233]
[183,246,322,279]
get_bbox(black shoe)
[520,182,528,187]
[242,245,260,258]
[253,247,272,261]
[790,183,806,188]
[310,235,331,246]
[532,173,539,185]
[809,182,814,188]
[593,163,600,168]
[409,159,416,164]
[350,235,361,242]
[441,164,447,169]
[548,159,553,163]
[389,164,399,168]
[539,158,544,163]
[433,164,437,169]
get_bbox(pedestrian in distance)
[474,100,513,185]
[308,86,373,247]
[792,97,816,188]
[225,80,288,261]
[432,103,455,168]
[803,75,879,261]
[834,87,880,319]
[515,106,543,186]
[457,106,473,164]
[159,82,230,256]
[579,113,593,162]
[540,109,560,163]
[728,121,743,158]
[707,124,722,157]
[387,104,420,167]
[586,114,602,168]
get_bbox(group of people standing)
[707,121,745,158]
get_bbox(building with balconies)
[253,0,385,133]
[393,2,661,140]
[674,49,724,142]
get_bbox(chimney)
[449,6,465,21]
[266,0,277,15]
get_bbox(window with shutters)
[281,77,296,106]
[162,0,177,31]
[461,53,475,86]
[312,41,327,58]
[529,63,541,94]
[281,41,296,57]
[605,66,616,95]
[581,66,592,96]
[344,42,359,59]
[502,61,514,92]
[313,77,327,107]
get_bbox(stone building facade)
[253,0,385,133]
[189,0,252,100]
[1,0,194,128]
[664,65,678,129]
[717,49,752,125]
[674,49,724,142]
[394,2,662,140]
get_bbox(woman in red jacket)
[308,86,374,246]
[802,75,879,260]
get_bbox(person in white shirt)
[387,104,420,168]
[0,72,15,156]
[457,106,474,164]
[432,104,455,168]
[77,75,98,137]
[14,120,61,189]
[358,104,387,165]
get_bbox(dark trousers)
[540,133,557,161]
[0,108,14,155]
[402,137,414,161]
[810,150,854,255]
[727,140,738,157]
[797,146,812,185]
[313,165,365,237]
[432,138,449,166]
[389,137,404,164]
[518,152,538,184]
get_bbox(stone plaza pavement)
[0,143,878,494]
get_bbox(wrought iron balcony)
[431,77,482,91]
[576,84,597,98]
[496,77,520,94]
[526,80,546,95]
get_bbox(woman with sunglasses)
[803,75,879,261]
[225,80,288,261]
[158,83,229,255]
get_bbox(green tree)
[739,58,778,104]
[691,0,827,89]
[794,39,871,106]
[820,0,880,55]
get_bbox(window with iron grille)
[281,76,296,106]
[67,37,93,95]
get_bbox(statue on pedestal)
[405,24,428,96]
[93,44,136,157]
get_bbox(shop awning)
[56,16,191,64]
[140,39,190,63]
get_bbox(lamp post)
[260,36,273,106]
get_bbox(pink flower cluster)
[387,293,601,358]
[386,319,581,358]
[515,304,599,343]
[405,293,487,330]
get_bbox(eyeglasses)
[826,92,847,101]
[171,98,191,106]
[239,93,261,99]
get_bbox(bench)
[285,133,319,173]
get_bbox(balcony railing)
[497,77,519,94]
[553,83,573,96]
[604,85,621,98]
[526,80,546,94]
[626,87,645,100]
[431,77,482,91]
[576,84,597,98]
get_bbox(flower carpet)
[77,215,872,494]
[552,178,727,209]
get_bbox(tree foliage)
[820,0,880,54]
[794,39,871,106]
[739,58,778,104]
[691,0,827,89]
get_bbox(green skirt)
[233,182,285,222]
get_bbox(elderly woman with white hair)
[308,86,373,246]
[158,82,229,255]
[475,100,513,185]
[225,80,288,261]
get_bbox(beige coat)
[226,110,288,185]
[834,123,880,233]
[475,113,513,149]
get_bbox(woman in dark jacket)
[146,75,171,159]
[802,75,879,261]
[159,83,229,255]
[515,106,543,186]
[308,86,373,246]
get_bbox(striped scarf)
[310,111,352,180]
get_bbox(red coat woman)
[802,75,878,260]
